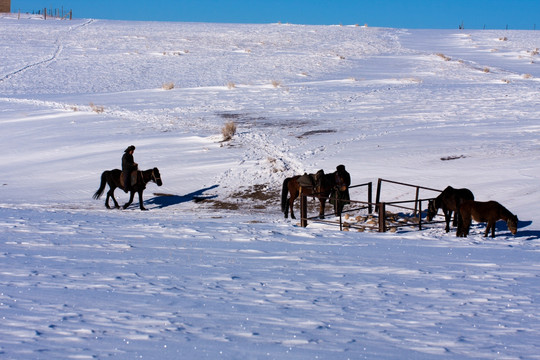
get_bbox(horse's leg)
[284,197,289,219]
[337,196,344,217]
[105,192,111,209]
[458,214,470,237]
[444,210,451,233]
[289,192,297,220]
[105,189,114,209]
[138,190,147,211]
[108,187,120,209]
[123,191,135,209]
[485,221,495,237]
[464,218,471,237]
[319,197,326,219]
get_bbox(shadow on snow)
[145,185,219,209]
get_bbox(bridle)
[151,169,161,183]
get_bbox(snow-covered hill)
[1,15,539,359]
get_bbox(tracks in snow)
[0,19,94,83]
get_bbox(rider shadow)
[145,185,219,209]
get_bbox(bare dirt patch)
[199,184,280,212]
[441,155,467,161]
[297,129,336,138]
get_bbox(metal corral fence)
[299,178,444,232]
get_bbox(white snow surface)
[1,15,540,359]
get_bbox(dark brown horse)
[281,168,350,219]
[426,186,474,232]
[93,168,162,210]
[457,200,518,238]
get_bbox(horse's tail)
[93,171,108,200]
[281,177,290,214]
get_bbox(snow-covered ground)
[1,14,539,359]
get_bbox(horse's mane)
[499,203,515,219]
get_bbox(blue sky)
[11,0,540,29]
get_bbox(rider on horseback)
[122,145,138,192]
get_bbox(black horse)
[93,168,162,210]
[281,167,350,219]
[426,186,474,232]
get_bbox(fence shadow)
[146,185,218,209]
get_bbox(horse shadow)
[145,185,219,209]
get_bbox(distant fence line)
[18,8,72,20]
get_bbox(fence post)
[378,202,386,232]
[300,189,308,227]
[418,200,422,231]
[368,182,373,214]
[375,178,382,212]
[414,186,420,216]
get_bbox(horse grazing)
[93,168,162,210]
[426,186,474,232]
[457,200,518,238]
[281,167,350,220]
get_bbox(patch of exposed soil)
[198,184,280,212]
[297,129,336,138]
[216,112,309,129]
[441,155,467,161]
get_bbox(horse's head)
[507,214,518,235]
[426,199,437,221]
[152,167,163,186]
[334,167,349,192]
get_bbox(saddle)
[120,170,138,189]
[298,170,324,188]
[298,173,316,188]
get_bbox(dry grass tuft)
[89,102,104,113]
[162,82,175,90]
[436,53,451,61]
[221,121,237,141]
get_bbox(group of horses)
[426,186,518,238]
[92,165,518,238]
[281,165,351,220]
[281,170,518,237]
